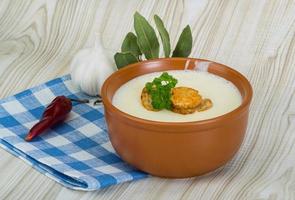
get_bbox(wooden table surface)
[0,0,295,199]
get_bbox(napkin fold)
[0,75,147,190]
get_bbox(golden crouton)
[171,107,199,115]
[140,86,213,114]
[196,98,213,112]
[141,87,159,111]
[171,87,202,114]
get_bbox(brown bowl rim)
[102,57,253,130]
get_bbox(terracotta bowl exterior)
[101,58,252,178]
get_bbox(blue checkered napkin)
[0,75,147,190]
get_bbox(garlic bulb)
[70,39,116,96]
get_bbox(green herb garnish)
[145,72,177,110]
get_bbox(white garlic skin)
[70,47,116,96]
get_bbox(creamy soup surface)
[112,70,242,122]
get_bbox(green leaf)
[145,72,178,110]
[134,12,159,59]
[172,25,193,57]
[114,52,139,69]
[154,15,171,57]
[121,32,142,57]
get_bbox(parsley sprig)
[145,72,177,110]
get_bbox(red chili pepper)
[25,96,89,141]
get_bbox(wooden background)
[0,0,295,199]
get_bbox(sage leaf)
[154,15,171,57]
[134,12,159,59]
[172,25,192,57]
[114,52,139,69]
[121,32,142,57]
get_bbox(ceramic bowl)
[101,58,252,178]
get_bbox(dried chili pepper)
[25,96,89,141]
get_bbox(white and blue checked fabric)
[0,75,147,191]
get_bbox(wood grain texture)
[0,0,295,199]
